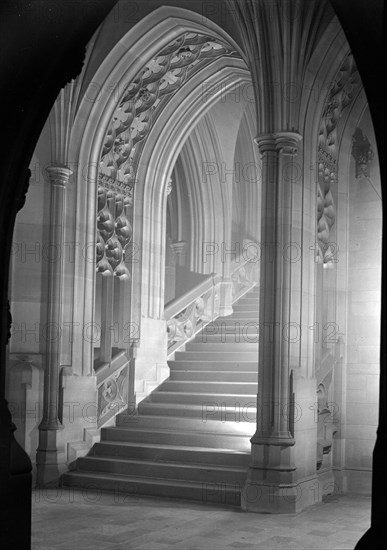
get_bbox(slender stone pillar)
[242,132,318,513]
[36,166,71,486]
[100,275,114,363]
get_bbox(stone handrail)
[165,273,220,319]
[316,337,344,470]
[230,239,260,302]
[94,346,136,428]
[165,273,221,356]
[165,241,259,355]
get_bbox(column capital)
[254,134,277,154]
[254,131,302,155]
[171,240,187,254]
[274,131,302,154]
[171,241,187,267]
[45,166,72,187]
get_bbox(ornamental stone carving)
[166,288,216,350]
[96,181,132,280]
[317,54,360,262]
[351,127,374,178]
[97,364,129,426]
[99,33,236,186]
[316,369,338,470]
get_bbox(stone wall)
[343,106,381,493]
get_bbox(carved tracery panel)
[99,33,236,186]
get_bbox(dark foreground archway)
[0,2,118,547]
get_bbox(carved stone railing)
[316,337,344,470]
[230,239,260,303]
[94,344,136,428]
[165,273,221,356]
[165,241,259,356]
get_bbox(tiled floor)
[32,489,370,550]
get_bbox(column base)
[36,428,61,487]
[36,451,61,487]
[241,474,321,513]
[335,468,372,495]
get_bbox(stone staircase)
[62,287,259,506]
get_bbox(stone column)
[36,166,71,486]
[242,132,318,513]
[256,133,301,437]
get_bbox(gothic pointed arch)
[61,6,253,424]
[68,6,246,373]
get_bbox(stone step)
[199,326,260,335]
[185,342,258,352]
[61,471,242,506]
[148,391,256,408]
[116,413,255,435]
[168,360,258,371]
[62,287,262,505]
[169,370,257,382]
[217,311,259,320]
[208,318,260,327]
[76,456,248,485]
[236,296,259,305]
[174,351,258,361]
[158,380,258,394]
[101,426,251,450]
[91,441,252,467]
[237,289,259,296]
[137,401,256,422]
[232,304,259,312]
[195,333,259,344]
